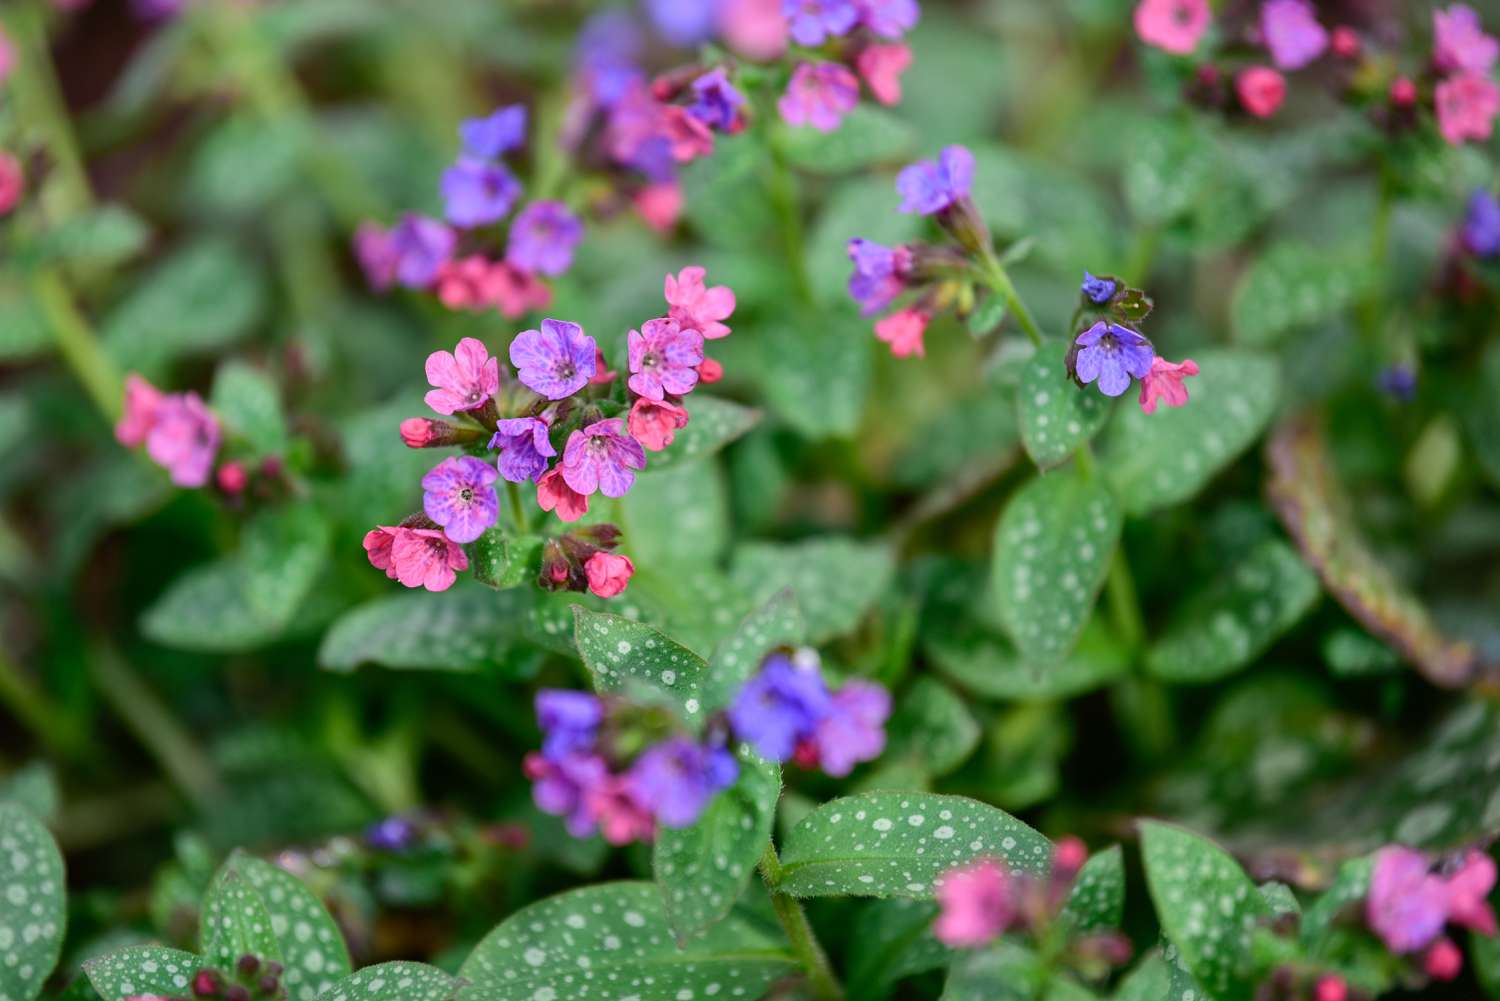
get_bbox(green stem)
[32,270,122,422]
[764,141,813,304]
[1359,168,1394,342]
[0,648,88,761]
[1105,550,1146,654]
[506,480,527,532]
[4,2,93,213]
[758,843,843,1001]
[978,252,1044,348]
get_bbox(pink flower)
[591,346,619,386]
[1133,0,1209,56]
[390,527,468,591]
[1313,976,1348,1001]
[720,0,790,60]
[1424,938,1463,980]
[1367,846,1450,953]
[662,105,715,162]
[857,43,911,106]
[807,680,889,777]
[353,223,397,292]
[628,317,705,400]
[1434,4,1498,75]
[145,393,220,488]
[490,261,554,319]
[634,182,684,233]
[778,62,859,132]
[1236,66,1285,118]
[216,461,247,494]
[401,417,442,448]
[424,337,500,415]
[1437,71,1500,144]
[115,373,164,447]
[537,467,589,522]
[363,526,400,579]
[699,357,724,383]
[1330,26,1360,60]
[561,418,648,498]
[874,307,929,358]
[629,398,691,451]
[584,552,635,598]
[434,256,497,311]
[934,860,1015,948]
[0,153,23,216]
[586,774,655,844]
[1138,356,1200,414]
[1391,76,1418,107]
[1444,850,1497,934]
[1260,0,1328,71]
[665,266,736,340]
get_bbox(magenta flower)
[441,158,522,229]
[584,551,634,598]
[1367,846,1450,953]
[506,201,584,277]
[897,145,974,215]
[934,861,1015,948]
[146,393,220,488]
[424,337,501,415]
[587,773,656,845]
[874,307,929,358]
[1446,850,1498,935]
[116,373,164,448]
[489,416,556,484]
[1436,72,1500,145]
[665,265,736,340]
[0,26,13,86]
[509,318,597,400]
[856,0,918,39]
[807,680,890,777]
[537,466,590,522]
[460,104,527,159]
[628,317,705,401]
[353,223,398,292]
[1434,5,1498,75]
[847,239,911,315]
[626,738,738,828]
[1237,66,1286,118]
[390,215,456,288]
[1133,0,1210,56]
[782,0,857,46]
[1138,356,1200,414]
[0,153,22,216]
[628,397,691,452]
[857,42,912,106]
[778,62,860,132]
[1260,0,1328,70]
[1073,321,1154,397]
[368,526,469,591]
[561,418,647,498]
[421,455,500,543]
[525,751,609,838]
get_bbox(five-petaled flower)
[510,318,598,400]
[628,317,705,400]
[490,416,557,483]
[1138,356,1200,414]
[1073,321,1155,397]
[665,266,736,339]
[421,455,500,543]
[897,145,974,215]
[779,62,861,132]
[425,337,501,415]
[561,418,648,498]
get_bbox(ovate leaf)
[84,946,201,1001]
[926,619,1128,701]
[753,309,872,439]
[1230,242,1372,347]
[317,962,460,1001]
[730,537,895,645]
[776,792,1052,898]
[140,559,281,653]
[23,204,150,270]
[211,360,288,457]
[242,503,331,629]
[470,531,543,590]
[650,395,761,470]
[228,853,353,999]
[0,803,65,1001]
[702,590,804,715]
[573,608,708,724]
[319,587,532,673]
[1060,846,1125,933]
[883,678,982,777]
[1017,340,1111,470]
[199,867,283,969]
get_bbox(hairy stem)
[506,480,528,532]
[758,842,843,1001]
[978,252,1044,347]
[33,270,123,422]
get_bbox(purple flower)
[627,317,705,401]
[778,62,861,132]
[460,105,527,160]
[1260,0,1328,71]
[535,689,603,759]
[525,751,609,837]
[809,681,890,776]
[1376,365,1417,402]
[146,393,221,488]
[1073,321,1154,397]
[688,69,746,132]
[421,455,500,543]
[847,238,912,316]
[646,0,723,46]
[353,223,398,291]
[489,416,557,483]
[783,0,858,46]
[1435,5,1499,75]
[604,84,678,182]
[897,145,975,215]
[626,738,739,828]
[1463,189,1500,256]
[728,654,832,762]
[856,0,919,39]
[365,816,419,851]
[509,318,598,400]
[576,11,646,107]
[441,158,522,229]
[1367,846,1450,953]
[506,201,585,277]
[132,0,182,21]
[561,418,647,498]
[390,215,456,288]
[1081,272,1117,305]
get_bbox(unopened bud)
[193,969,223,998]
[224,986,251,1001]
[1052,836,1088,879]
[216,461,248,494]
[1390,76,1417,107]
[1330,26,1360,60]
[236,955,260,979]
[258,975,280,996]
[399,417,483,449]
[1423,938,1462,980]
[1314,975,1348,1001]
[698,357,724,384]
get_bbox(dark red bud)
[224,987,251,1001]
[193,970,223,998]
[236,955,260,978]
[1330,26,1360,59]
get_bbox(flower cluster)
[1364,844,1496,982]
[932,839,1131,977]
[354,105,583,318]
[774,0,918,132]
[115,375,224,489]
[363,267,734,595]
[527,649,890,843]
[1067,274,1198,414]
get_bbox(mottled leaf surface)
[0,803,65,1001]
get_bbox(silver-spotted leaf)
[0,803,65,1001]
[199,867,283,969]
[883,678,981,777]
[703,590,804,715]
[242,502,331,630]
[1059,845,1125,932]
[84,946,201,1001]
[1230,242,1372,347]
[926,620,1128,701]
[321,962,460,1001]
[228,853,352,999]
[648,395,761,470]
[730,537,894,645]
[1018,340,1111,469]
[573,608,708,724]
[319,587,531,672]
[211,360,288,457]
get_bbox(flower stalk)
[759,841,844,1001]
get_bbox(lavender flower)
[626,738,738,828]
[783,0,858,46]
[1080,272,1117,305]
[535,689,604,759]
[809,681,890,776]
[365,816,419,851]
[1367,846,1450,953]
[1072,321,1154,397]
[390,215,456,288]
[646,0,722,46]
[525,752,609,837]
[576,11,646,107]
[847,239,912,316]
[489,416,557,484]
[421,455,500,543]
[441,158,522,228]
[509,318,597,400]
[460,105,527,159]
[856,0,919,39]
[627,317,705,401]
[1260,0,1328,71]
[506,201,585,277]
[897,145,975,215]
[688,69,746,132]
[728,654,832,762]
[1463,189,1500,256]
[561,418,648,498]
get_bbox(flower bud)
[216,461,248,494]
[1423,938,1462,980]
[1330,26,1360,60]
[699,357,724,383]
[400,417,486,449]
[193,969,223,998]
[1390,76,1417,107]
[937,196,992,259]
[1314,975,1348,1001]
[224,986,251,1001]
[235,955,260,979]
[584,551,634,598]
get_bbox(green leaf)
[211,360,288,457]
[1110,954,1171,1001]
[967,293,1008,336]
[968,146,1120,272]
[318,962,460,1001]
[0,803,65,1001]
[884,678,981,777]
[470,531,543,590]
[0,283,51,361]
[1146,540,1320,683]
[573,608,708,724]
[104,238,267,375]
[753,309,872,438]
[226,853,353,999]
[0,763,58,823]
[730,537,895,644]
[1122,116,1218,227]
[199,866,283,969]
[846,899,951,1001]
[140,558,281,653]
[1466,339,1500,490]
[990,470,1120,665]
[926,619,1128,700]
[84,946,201,1001]
[654,751,780,942]
[1230,242,1373,347]
[649,395,761,470]
[940,941,1046,1001]
[775,105,917,174]
[1139,821,1270,1001]
[458,881,795,1001]
[1017,341,1111,469]
[680,132,775,251]
[1060,846,1125,933]
[703,590,804,715]
[622,461,731,571]
[776,792,1052,898]
[1300,857,1371,944]
[22,204,150,270]
[241,502,331,629]
[1102,349,1281,516]
[318,587,532,672]
[187,116,302,216]
[807,176,923,307]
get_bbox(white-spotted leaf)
[926,620,1127,701]
[228,853,352,999]
[1017,340,1111,469]
[990,470,1120,665]
[775,792,1052,899]
[883,678,981,777]
[457,881,794,1001]
[573,608,708,724]
[320,962,460,1001]
[1059,846,1125,932]
[199,867,283,969]
[242,502,331,630]
[211,360,288,458]
[1230,242,1372,347]
[702,590,804,715]
[319,588,531,672]
[84,946,201,1001]
[730,538,894,645]
[0,803,65,1001]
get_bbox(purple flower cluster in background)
[729,650,890,776]
[1365,845,1495,982]
[776,0,919,132]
